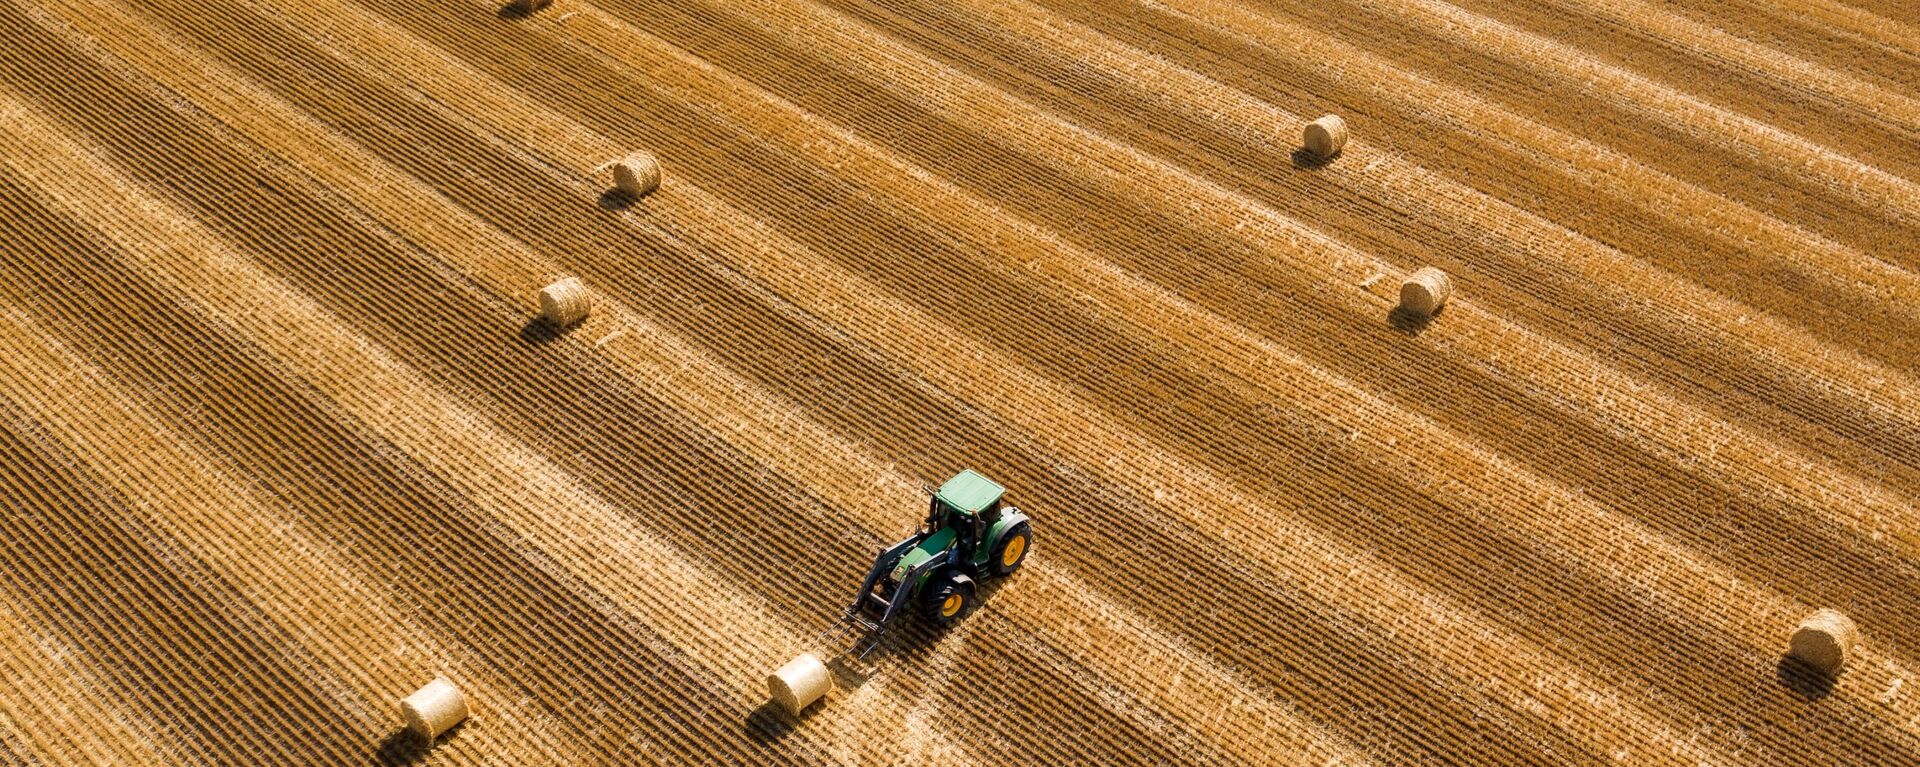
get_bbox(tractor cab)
[923,469,1003,540]
[839,470,1034,654]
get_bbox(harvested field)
[0,0,1915,764]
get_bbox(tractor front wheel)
[990,522,1032,577]
[920,574,976,627]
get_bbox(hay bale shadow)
[518,317,564,345]
[1291,147,1337,169]
[597,189,637,211]
[496,2,545,20]
[741,641,888,743]
[1388,305,1438,335]
[744,699,821,744]
[1777,655,1837,700]
[743,576,1021,741]
[375,729,434,766]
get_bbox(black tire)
[919,573,975,627]
[989,522,1032,577]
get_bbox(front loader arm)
[845,536,920,623]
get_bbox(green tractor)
[838,470,1033,655]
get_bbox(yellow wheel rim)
[1002,535,1027,567]
[941,594,963,617]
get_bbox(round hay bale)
[1398,266,1453,318]
[505,0,552,13]
[1303,114,1348,159]
[1789,609,1859,675]
[538,277,591,327]
[399,677,469,740]
[767,653,831,714]
[612,151,662,198]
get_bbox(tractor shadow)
[825,652,881,690]
[850,577,1015,667]
[1775,655,1837,700]
[868,619,949,660]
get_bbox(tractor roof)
[935,470,1004,515]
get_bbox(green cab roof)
[935,469,1004,515]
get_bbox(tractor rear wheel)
[990,522,1032,577]
[920,574,975,627]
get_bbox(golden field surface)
[0,0,1916,764]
